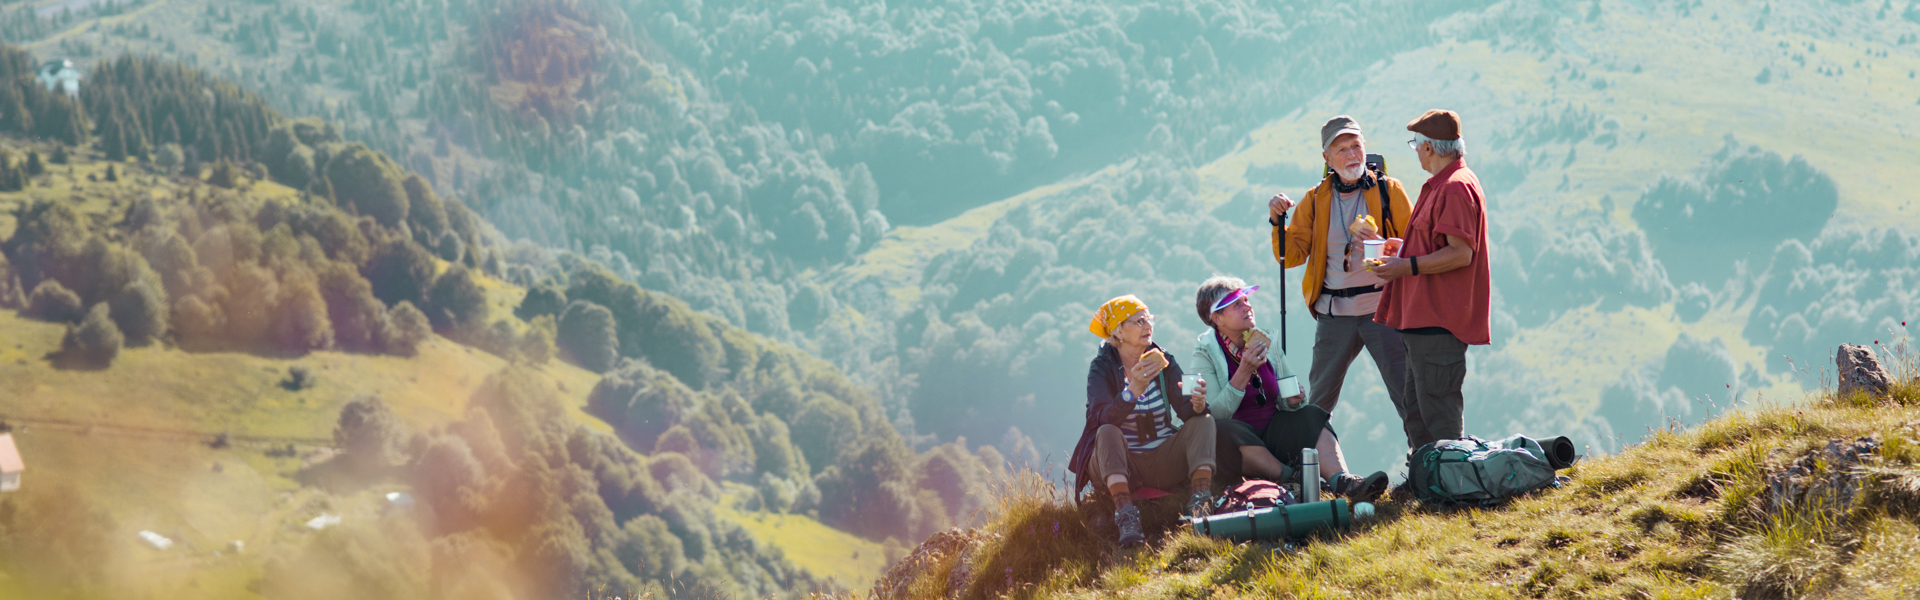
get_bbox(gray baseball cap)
[1321,115,1364,150]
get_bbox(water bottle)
[1301,448,1318,503]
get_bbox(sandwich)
[1243,328,1270,350]
[1350,214,1379,238]
[1140,348,1169,372]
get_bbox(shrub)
[325,143,409,228]
[435,230,464,263]
[791,394,861,473]
[26,279,84,322]
[109,276,170,347]
[557,300,619,373]
[384,300,432,357]
[316,261,389,352]
[284,365,316,391]
[517,315,556,366]
[402,173,448,240]
[363,237,435,308]
[170,294,224,351]
[427,265,487,330]
[206,160,244,188]
[334,395,409,475]
[514,285,567,320]
[60,303,124,368]
[276,269,336,353]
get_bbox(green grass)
[0,144,621,598]
[711,487,892,590]
[882,379,1920,599]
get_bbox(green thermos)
[1189,499,1372,542]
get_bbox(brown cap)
[1320,115,1363,151]
[1406,109,1461,141]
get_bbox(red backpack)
[1213,479,1295,513]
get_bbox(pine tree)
[25,151,45,176]
[0,154,19,192]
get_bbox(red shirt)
[1374,159,1492,345]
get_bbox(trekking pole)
[1277,209,1287,355]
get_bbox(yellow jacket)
[1270,174,1415,310]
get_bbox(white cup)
[1277,375,1302,398]
[1362,239,1385,259]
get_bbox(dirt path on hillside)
[0,413,333,448]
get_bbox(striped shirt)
[1120,379,1178,452]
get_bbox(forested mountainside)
[0,42,1008,599]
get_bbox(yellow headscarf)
[1088,295,1148,339]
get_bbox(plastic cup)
[1362,239,1385,259]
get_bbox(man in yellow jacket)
[1266,116,1415,419]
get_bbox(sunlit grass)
[879,384,1920,599]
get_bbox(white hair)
[1414,132,1466,157]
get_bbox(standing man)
[1370,109,1492,450]
[1267,116,1414,420]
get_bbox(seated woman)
[1067,295,1218,548]
[1187,276,1389,501]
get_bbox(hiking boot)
[1185,491,1213,521]
[1330,471,1390,502]
[1114,504,1145,547]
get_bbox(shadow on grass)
[294,455,388,494]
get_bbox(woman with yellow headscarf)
[1067,295,1218,548]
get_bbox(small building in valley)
[35,59,82,97]
[0,433,23,492]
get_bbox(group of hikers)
[1067,110,1494,547]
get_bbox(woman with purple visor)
[1187,276,1388,501]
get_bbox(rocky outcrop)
[1836,343,1894,398]
[1763,437,1879,519]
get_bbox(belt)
[1320,285,1381,298]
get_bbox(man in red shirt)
[1369,109,1492,450]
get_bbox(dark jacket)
[1068,341,1209,500]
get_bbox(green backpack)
[1407,435,1576,508]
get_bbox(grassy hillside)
[0,143,607,599]
[874,352,1920,599]
[0,132,989,598]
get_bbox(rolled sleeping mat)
[1190,499,1352,542]
[1543,436,1577,470]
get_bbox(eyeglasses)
[1123,313,1156,329]
[1406,139,1422,150]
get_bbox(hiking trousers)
[1400,329,1468,449]
[1091,415,1217,492]
[1307,312,1409,415]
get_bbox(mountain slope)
[874,370,1920,599]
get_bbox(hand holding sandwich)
[1349,214,1383,241]
[1128,348,1169,397]
[1229,329,1270,392]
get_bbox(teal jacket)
[1188,327,1301,418]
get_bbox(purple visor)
[1209,286,1259,313]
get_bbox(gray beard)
[1336,165,1365,182]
